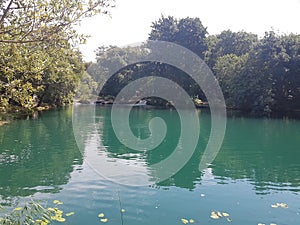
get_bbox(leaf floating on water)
[211,214,219,219]
[181,218,189,224]
[121,208,126,213]
[98,213,105,218]
[271,203,288,208]
[53,200,63,205]
[65,212,75,216]
[200,194,205,197]
[37,218,49,225]
[210,211,219,219]
[270,223,277,225]
[222,212,230,217]
[279,203,288,208]
[211,210,232,221]
[189,219,195,223]
[100,218,108,223]
[258,223,265,225]
[14,207,22,211]
[55,217,66,222]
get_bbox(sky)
[78,0,300,61]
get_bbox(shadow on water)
[94,106,300,193]
[0,107,83,204]
[1,105,300,206]
[213,114,300,194]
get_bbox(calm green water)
[1,106,300,225]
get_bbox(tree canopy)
[213,31,300,113]
[0,0,112,43]
[0,0,113,115]
[1,9,300,116]
[149,16,208,58]
[90,15,300,115]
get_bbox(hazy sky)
[78,0,300,61]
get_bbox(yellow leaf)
[210,211,219,220]
[41,219,49,225]
[181,218,189,224]
[217,211,223,217]
[14,207,22,211]
[53,200,63,205]
[98,213,105,218]
[65,212,75,216]
[189,219,195,223]
[272,202,288,208]
[222,212,230,217]
[211,214,219,219]
[100,218,108,223]
[55,217,66,222]
[55,209,63,215]
[279,203,288,208]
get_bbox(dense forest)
[1,6,300,117]
[89,16,300,115]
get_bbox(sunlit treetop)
[0,0,114,44]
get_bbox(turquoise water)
[0,106,300,224]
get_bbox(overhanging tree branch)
[0,0,14,25]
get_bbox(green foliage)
[89,16,209,102]
[0,200,69,225]
[89,15,300,115]
[0,0,113,44]
[75,71,98,102]
[0,0,113,114]
[91,20,300,114]
[89,45,150,98]
[213,54,249,107]
[89,45,204,103]
[206,30,258,67]
[149,16,208,58]
[0,40,84,113]
[213,31,300,114]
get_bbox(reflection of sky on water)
[84,130,152,186]
[1,106,300,224]
[73,105,300,194]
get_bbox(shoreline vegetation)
[80,16,300,118]
[91,98,300,117]
[0,0,114,123]
[1,2,299,121]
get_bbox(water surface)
[0,106,300,224]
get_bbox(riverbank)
[0,105,52,126]
[1,100,300,126]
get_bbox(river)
[0,105,300,224]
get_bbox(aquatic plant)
[0,200,73,225]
